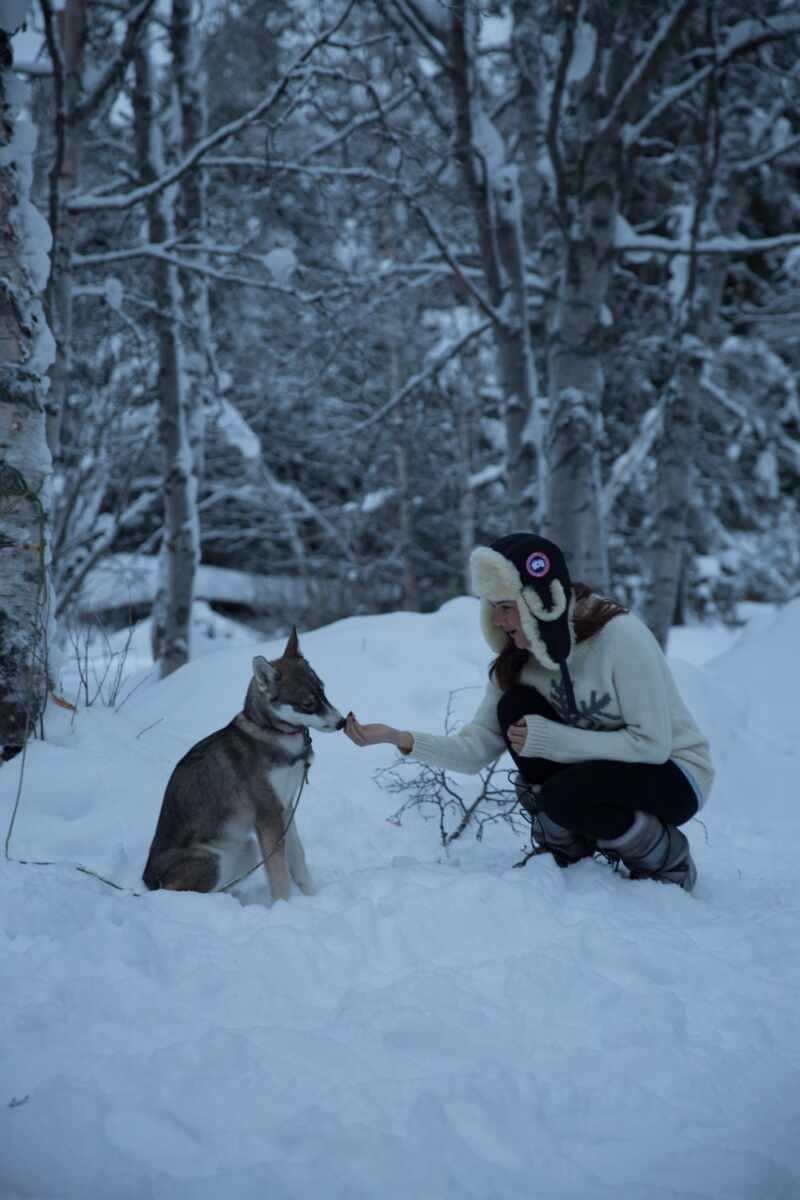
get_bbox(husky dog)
[143,628,344,901]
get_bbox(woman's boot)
[530,806,594,868]
[597,811,697,892]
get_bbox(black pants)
[497,684,699,842]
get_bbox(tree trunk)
[544,0,694,589]
[134,38,198,677]
[645,76,744,646]
[644,351,700,647]
[455,379,475,594]
[449,1,545,528]
[0,24,56,747]
[545,228,612,591]
[44,0,87,464]
[394,435,418,610]
[170,0,208,495]
[544,23,620,591]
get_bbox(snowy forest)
[4,5,800,1197]
[2,0,800,745]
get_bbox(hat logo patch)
[525,551,550,578]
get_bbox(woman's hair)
[489,582,628,690]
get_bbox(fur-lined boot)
[597,811,697,892]
[530,808,595,868]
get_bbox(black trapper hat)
[470,533,578,718]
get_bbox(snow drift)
[2,598,799,1199]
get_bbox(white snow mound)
[1,598,799,1199]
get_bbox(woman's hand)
[345,712,413,753]
[508,719,528,753]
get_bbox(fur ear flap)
[470,546,523,602]
[284,626,300,657]
[252,655,279,691]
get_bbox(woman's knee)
[537,762,634,840]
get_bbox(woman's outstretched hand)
[344,712,413,753]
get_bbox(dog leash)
[219,737,312,892]
[3,735,146,895]
[4,724,313,899]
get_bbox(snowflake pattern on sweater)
[549,678,623,729]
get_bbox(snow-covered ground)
[2,598,799,1200]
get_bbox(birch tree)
[39,0,154,463]
[0,6,55,750]
[11,0,800,639]
[448,0,545,530]
[170,0,208,514]
[133,34,198,676]
[633,10,800,642]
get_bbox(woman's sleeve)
[408,680,507,775]
[520,617,673,766]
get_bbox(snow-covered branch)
[545,1,579,230]
[625,14,800,148]
[387,0,451,73]
[351,319,493,432]
[56,490,161,617]
[616,231,800,257]
[71,0,156,125]
[597,0,694,140]
[603,404,663,515]
[289,83,415,165]
[734,133,800,175]
[468,462,504,491]
[413,201,500,325]
[67,0,357,214]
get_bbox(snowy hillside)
[2,599,799,1199]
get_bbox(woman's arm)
[345,681,507,776]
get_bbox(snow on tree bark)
[545,226,613,591]
[645,351,700,647]
[455,378,476,594]
[449,1,544,529]
[41,0,87,465]
[134,36,198,677]
[545,0,696,590]
[0,21,56,748]
[170,0,209,497]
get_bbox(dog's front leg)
[255,815,292,903]
[286,821,315,895]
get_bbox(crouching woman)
[345,533,712,892]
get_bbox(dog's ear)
[284,625,300,658]
[252,655,279,692]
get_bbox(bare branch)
[546,0,579,231]
[388,0,451,74]
[377,0,451,134]
[734,131,800,175]
[39,0,65,248]
[289,82,415,165]
[597,0,695,140]
[71,0,156,125]
[66,0,358,213]
[616,232,800,256]
[350,319,493,432]
[603,404,663,514]
[412,201,500,325]
[625,14,800,148]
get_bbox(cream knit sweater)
[409,612,713,804]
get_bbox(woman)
[345,533,712,892]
